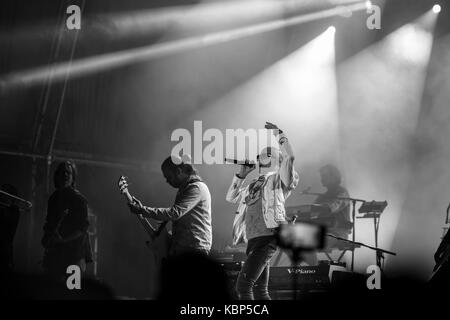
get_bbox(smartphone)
[277,222,326,251]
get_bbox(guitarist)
[41,161,92,280]
[128,156,212,257]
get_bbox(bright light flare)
[327,26,336,35]
[183,26,339,171]
[432,4,441,14]
[336,10,438,272]
[0,1,367,91]
[384,24,434,65]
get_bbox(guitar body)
[138,215,171,265]
[146,223,171,266]
[118,176,171,266]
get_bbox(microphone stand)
[302,189,365,271]
[327,234,396,272]
[291,249,302,301]
[335,196,366,271]
[299,190,376,271]
[0,189,33,210]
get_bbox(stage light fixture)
[433,4,441,13]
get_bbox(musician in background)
[226,122,299,300]
[430,228,450,287]
[128,156,212,256]
[0,184,21,274]
[314,164,352,241]
[41,161,92,280]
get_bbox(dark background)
[1,0,450,297]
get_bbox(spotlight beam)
[0,2,368,91]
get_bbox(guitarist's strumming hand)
[128,196,145,215]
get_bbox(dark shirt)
[0,204,20,271]
[42,187,92,265]
[141,175,212,255]
[314,185,352,237]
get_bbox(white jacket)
[226,134,299,245]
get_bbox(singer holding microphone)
[225,122,299,300]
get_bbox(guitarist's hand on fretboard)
[128,196,145,215]
[117,175,170,261]
[118,176,142,213]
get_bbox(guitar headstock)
[118,175,129,194]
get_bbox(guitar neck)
[122,189,158,234]
[137,214,158,234]
[123,190,134,204]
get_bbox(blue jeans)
[236,235,278,300]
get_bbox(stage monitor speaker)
[330,271,367,291]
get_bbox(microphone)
[224,158,256,167]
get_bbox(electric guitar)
[118,176,170,265]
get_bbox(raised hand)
[265,121,283,135]
[238,164,255,179]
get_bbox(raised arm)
[278,132,299,192]
[226,165,254,203]
[264,122,299,192]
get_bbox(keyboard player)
[314,164,352,242]
[291,165,352,243]
[284,165,353,265]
